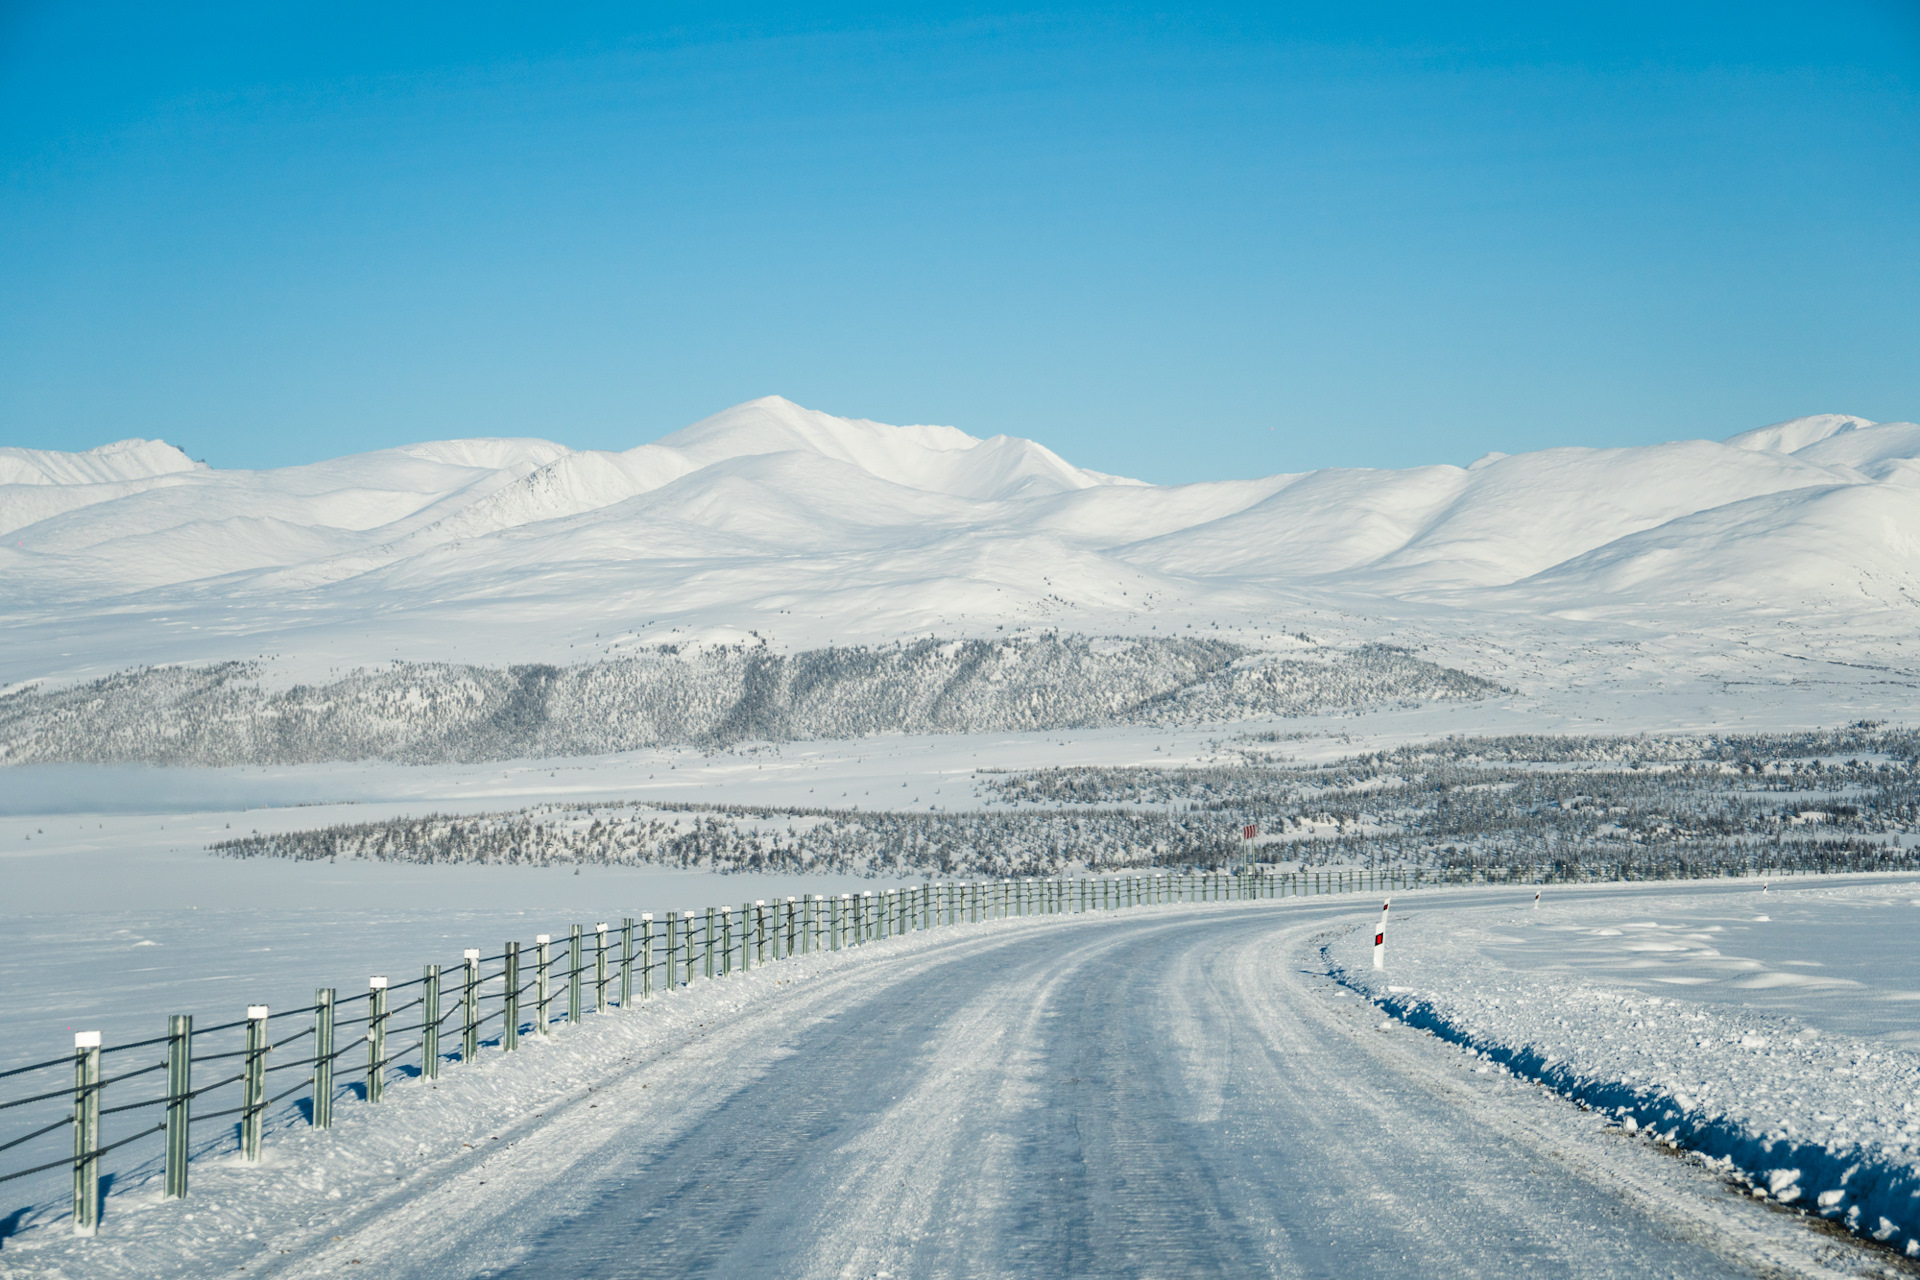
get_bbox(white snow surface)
[1337,877,1920,1258]
[3,888,1908,1279]
[5,398,1920,734]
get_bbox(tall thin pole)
[311,997,334,1128]
[242,1005,269,1162]
[166,1014,194,1194]
[367,978,388,1102]
[72,1031,100,1236]
[503,944,520,1051]
[535,936,552,1035]
[462,950,480,1061]
[638,915,652,1000]
[422,964,441,1080]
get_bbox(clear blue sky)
[2,2,1915,483]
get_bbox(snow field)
[1334,877,1920,1258]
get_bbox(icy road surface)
[258,899,1881,1280]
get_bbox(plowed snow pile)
[1334,879,1920,1255]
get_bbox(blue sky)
[1,2,1915,483]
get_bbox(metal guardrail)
[1,863,1441,1238]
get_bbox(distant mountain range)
[3,397,1916,730]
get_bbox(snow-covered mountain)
[3,396,1917,726]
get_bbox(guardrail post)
[367,978,387,1101]
[242,1005,268,1162]
[72,1031,100,1235]
[535,936,552,1034]
[166,1014,194,1193]
[423,964,441,1080]
[637,915,651,1000]
[665,913,680,986]
[462,950,480,1060]
[594,924,609,1013]
[569,925,584,1022]
[702,909,715,978]
[503,944,520,1050]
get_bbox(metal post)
[242,1005,269,1162]
[367,978,387,1102]
[638,915,652,1000]
[704,909,716,978]
[504,944,520,1050]
[722,907,735,976]
[463,949,480,1060]
[423,964,441,1079]
[72,1031,100,1236]
[665,912,680,987]
[622,918,635,1008]
[594,924,609,1013]
[569,925,584,1023]
[535,936,552,1035]
[166,1014,194,1193]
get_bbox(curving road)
[314,898,1863,1279]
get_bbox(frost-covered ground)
[7,890,1914,1280]
[1335,876,1920,1258]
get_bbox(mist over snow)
[3,395,1918,738]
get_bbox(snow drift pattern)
[0,636,1496,766]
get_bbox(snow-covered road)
[240,896,1886,1280]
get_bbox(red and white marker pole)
[1373,898,1390,969]
[1533,888,1541,909]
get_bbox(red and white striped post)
[1373,898,1389,970]
[1533,888,1541,909]
[1241,824,1257,867]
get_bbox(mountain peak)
[0,438,200,487]
[1723,414,1876,455]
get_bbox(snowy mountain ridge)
[3,397,1917,722]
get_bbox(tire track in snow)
[259,894,1903,1279]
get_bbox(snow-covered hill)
[3,396,1917,729]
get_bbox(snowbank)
[1332,880,1920,1255]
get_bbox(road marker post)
[1373,899,1390,971]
